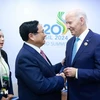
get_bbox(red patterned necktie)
[40,50,48,61]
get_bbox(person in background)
[0,29,13,100]
[15,20,66,100]
[63,9,100,100]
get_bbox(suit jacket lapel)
[68,37,76,65]
[72,30,93,65]
[34,52,55,75]
[23,43,55,75]
[45,56,52,66]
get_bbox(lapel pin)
[86,40,89,42]
[84,42,88,46]
[84,40,89,46]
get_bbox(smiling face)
[0,31,4,49]
[33,24,46,47]
[65,10,87,37]
[28,24,46,48]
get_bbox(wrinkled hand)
[63,67,77,77]
[56,72,66,82]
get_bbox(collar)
[79,28,89,41]
[25,42,41,53]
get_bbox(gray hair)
[73,9,87,23]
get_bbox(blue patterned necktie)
[71,37,80,63]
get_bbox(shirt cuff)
[75,69,78,79]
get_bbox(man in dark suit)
[63,9,100,100]
[15,20,66,100]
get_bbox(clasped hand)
[56,72,66,82]
[63,67,77,77]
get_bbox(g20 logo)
[44,24,62,35]
[44,11,68,35]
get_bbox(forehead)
[37,24,43,32]
[66,12,77,21]
[66,15,76,23]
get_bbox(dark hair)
[19,20,39,41]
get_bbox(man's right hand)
[56,72,66,82]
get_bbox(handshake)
[56,72,66,82]
[56,72,67,90]
[56,67,77,82]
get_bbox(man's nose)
[66,23,70,29]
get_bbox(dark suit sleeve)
[53,63,63,73]
[16,57,64,94]
[78,43,100,83]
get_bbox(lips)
[0,43,4,46]
[70,30,73,33]
[69,28,73,33]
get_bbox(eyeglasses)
[37,30,44,33]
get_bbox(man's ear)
[80,17,84,25]
[28,33,34,40]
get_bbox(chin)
[42,42,45,46]
[71,33,74,36]
[71,32,75,36]
[0,46,3,48]
[40,42,45,47]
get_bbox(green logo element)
[57,11,68,35]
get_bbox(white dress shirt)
[75,28,89,78]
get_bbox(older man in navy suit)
[15,20,66,100]
[63,9,100,100]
